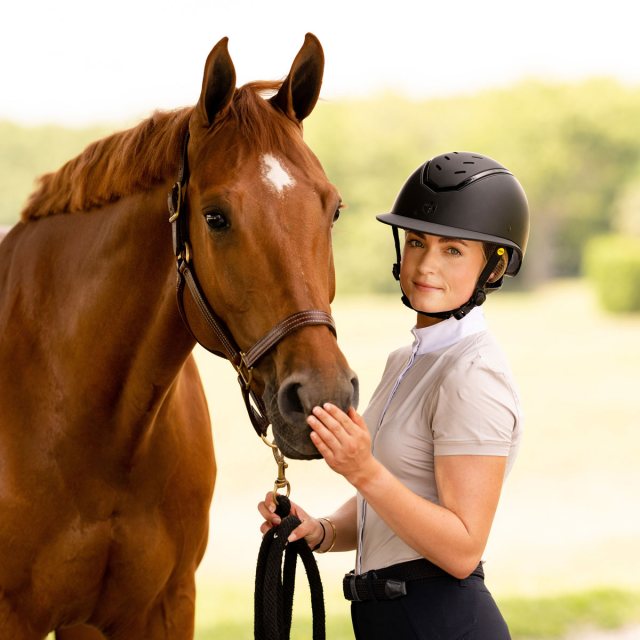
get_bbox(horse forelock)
[20,80,299,221]
[219,81,302,153]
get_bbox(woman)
[258,151,529,639]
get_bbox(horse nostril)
[350,375,360,410]
[277,372,361,425]
[278,381,305,420]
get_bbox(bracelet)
[311,519,327,552]
[316,517,336,553]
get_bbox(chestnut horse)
[0,34,357,639]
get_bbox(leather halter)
[168,131,337,437]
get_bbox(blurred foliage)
[613,174,640,236]
[583,234,640,313]
[4,78,640,295]
[499,587,640,638]
[0,121,113,227]
[304,78,640,294]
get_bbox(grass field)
[190,279,640,638]
[192,583,640,639]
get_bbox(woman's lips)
[413,281,442,292]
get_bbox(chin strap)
[391,226,504,321]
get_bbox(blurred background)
[3,1,639,638]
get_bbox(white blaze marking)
[261,153,295,194]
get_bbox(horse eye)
[204,212,229,231]
[332,202,345,224]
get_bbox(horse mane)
[21,81,294,221]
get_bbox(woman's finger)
[317,403,359,436]
[348,406,367,430]
[257,493,282,526]
[309,428,335,462]
[311,405,344,431]
[264,491,277,512]
[307,416,344,458]
[309,405,353,445]
[287,517,324,548]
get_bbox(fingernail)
[268,504,275,513]
[288,533,296,542]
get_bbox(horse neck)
[38,186,195,435]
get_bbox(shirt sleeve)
[431,353,519,456]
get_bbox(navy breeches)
[350,573,511,639]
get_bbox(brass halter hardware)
[261,433,291,499]
[236,352,253,388]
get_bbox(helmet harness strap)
[391,226,504,321]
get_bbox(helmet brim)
[376,212,523,276]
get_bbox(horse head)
[177,34,358,459]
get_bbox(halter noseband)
[168,130,336,438]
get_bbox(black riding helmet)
[377,151,529,320]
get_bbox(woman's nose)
[417,249,438,273]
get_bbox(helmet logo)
[423,201,437,218]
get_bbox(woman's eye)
[204,212,229,231]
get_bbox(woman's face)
[399,231,487,327]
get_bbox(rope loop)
[255,495,325,640]
[274,495,292,519]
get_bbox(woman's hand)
[257,493,325,549]
[306,403,377,486]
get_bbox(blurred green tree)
[306,79,640,293]
[0,121,114,227]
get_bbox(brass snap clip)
[261,433,291,499]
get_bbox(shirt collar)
[410,306,487,355]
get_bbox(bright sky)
[2,0,638,126]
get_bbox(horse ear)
[197,37,236,126]
[270,33,324,123]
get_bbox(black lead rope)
[255,495,325,640]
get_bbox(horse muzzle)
[265,368,360,460]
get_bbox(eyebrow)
[407,231,470,245]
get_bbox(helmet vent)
[424,152,512,191]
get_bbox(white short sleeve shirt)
[356,307,523,573]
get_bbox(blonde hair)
[483,243,509,283]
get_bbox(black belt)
[343,559,484,602]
